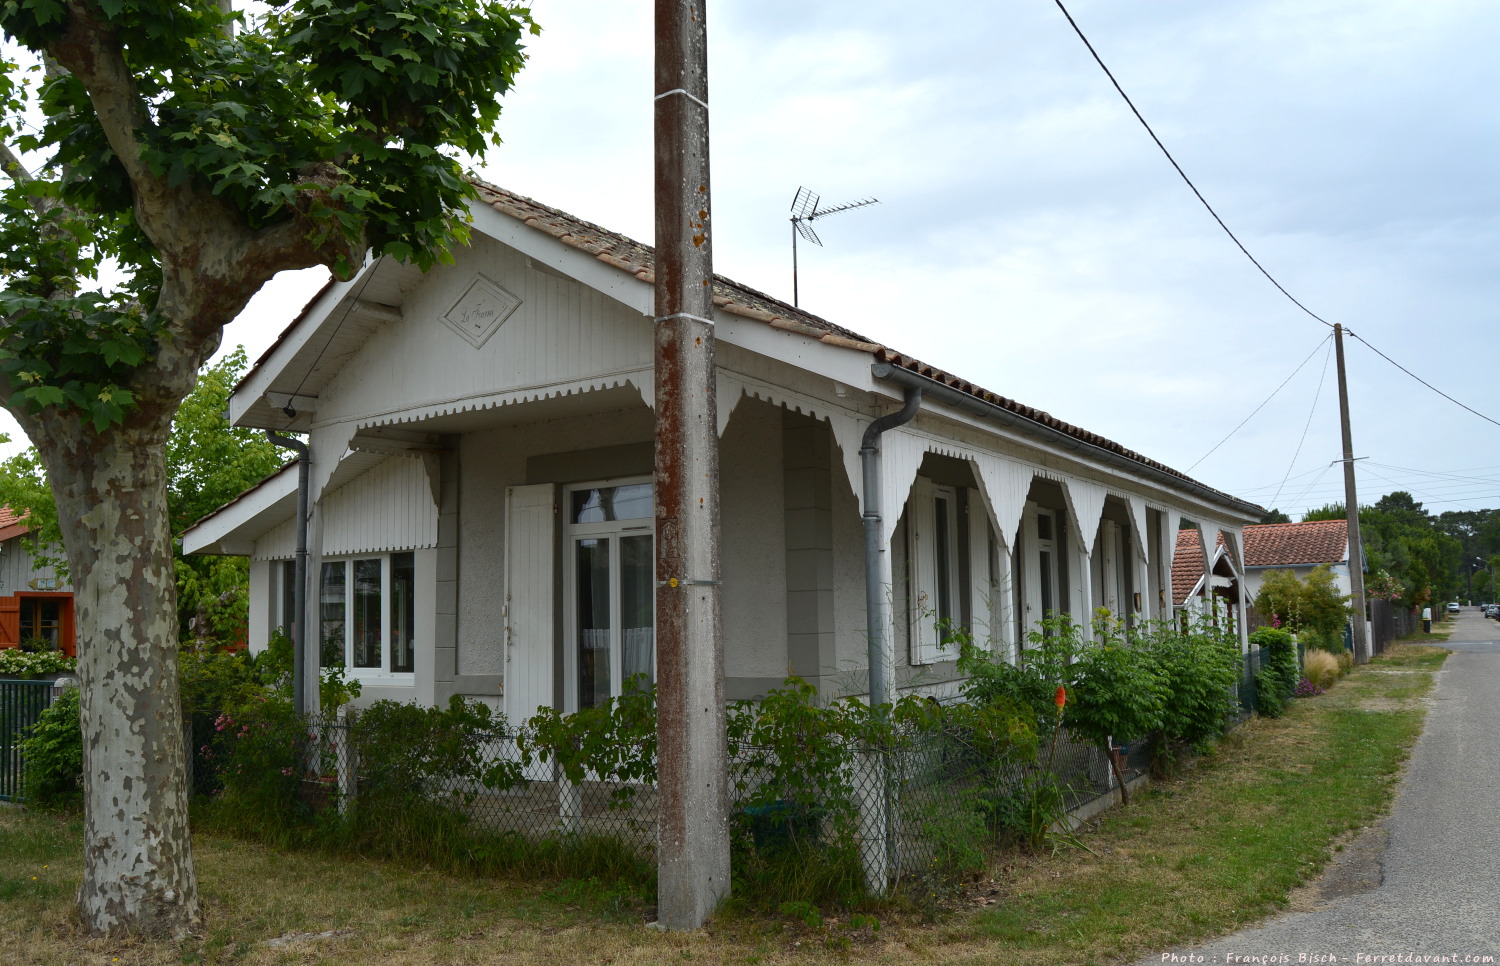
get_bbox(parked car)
[1447,602,1460,613]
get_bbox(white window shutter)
[1021,501,1042,635]
[909,477,941,665]
[503,484,555,728]
[1101,520,1121,616]
[967,488,993,648]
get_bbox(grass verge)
[0,644,1447,965]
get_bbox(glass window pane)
[389,553,415,674]
[571,483,653,524]
[353,558,382,669]
[934,495,952,627]
[620,535,654,690]
[1039,550,1053,616]
[320,562,346,668]
[1036,513,1053,542]
[576,538,612,709]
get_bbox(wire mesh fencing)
[191,704,1161,889]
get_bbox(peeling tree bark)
[24,403,200,937]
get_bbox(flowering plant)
[0,648,75,678]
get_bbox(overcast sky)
[13,0,1498,521]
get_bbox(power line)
[1347,331,1500,431]
[1268,338,1335,510]
[1187,332,1331,472]
[1282,462,1337,516]
[1052,0,1500,454]
[1365,462,1500,489]
[1051,0,1335,331]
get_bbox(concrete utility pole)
[1333,324,1371,664]
[653,0,730,930]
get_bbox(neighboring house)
[182,181,1262,720]
[1242,519,1351,602]
[1169,526,1247,629]
[1172,519,1352,627]
[0,507,76,656]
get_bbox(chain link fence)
[191,703,1162,889]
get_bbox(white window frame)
[562,476,656,712]
[1022,501,1062,632]
[317,551,417,680]
[909,476,961,665]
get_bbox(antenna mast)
[789,187,879,307]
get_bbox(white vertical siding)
[321,457,437,556]
[254,517,296,562]
[321,240,654,429]
[0,536,69,593]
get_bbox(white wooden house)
[182,182,1263,719]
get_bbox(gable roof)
[235,180,1261,517]
[1243,519,1348,568]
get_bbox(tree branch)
[49,3,249,264]
[0,141,37,184]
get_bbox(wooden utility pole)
[1334,324,1371,664]
[653,0,730,930]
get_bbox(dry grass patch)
[0,643,1449,966]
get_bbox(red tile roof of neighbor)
[1171,519,1350,603]
[1244,519,1348,568]
[1172,528,1213,605]
[0,506,30,543]
[240,181,1260,516]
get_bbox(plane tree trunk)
[24,400,201,937]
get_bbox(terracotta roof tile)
[1243,520,1348,568]
[0,506,31,544]
[1172,528,1213,605]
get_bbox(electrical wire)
[1051,0,1335,330]
[1267,338,1335,510]
[1281,460,1336,517]
[1347,331,1500,431]
[285,255,386,415]
[1052,0,1500,453]
[1365,462,1500,489]
[1186,332,1331,472]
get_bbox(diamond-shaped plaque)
[441,274,521,349]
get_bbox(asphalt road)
[1138,609,1500,965]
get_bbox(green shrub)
[178,647,259,712]
[1147,620,1240,752]
[19,687,82,809]
[1063,620,1167,804]
[1250,627,1299,718]
[206,697,309,837]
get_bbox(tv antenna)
[789,187,879,307]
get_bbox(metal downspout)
[265,431,310,718]
[861,387,922,709]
